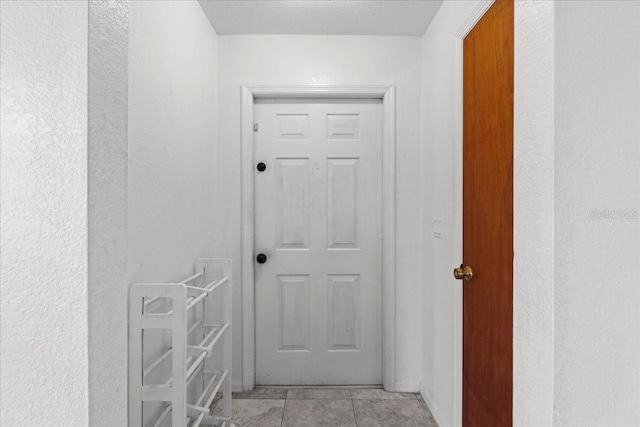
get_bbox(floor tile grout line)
[280,394,287,427]
[351,396,359,427]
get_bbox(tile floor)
[213,387,439,427]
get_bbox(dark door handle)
[256,253,267,264]
[257,162,266,172]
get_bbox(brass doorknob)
[453,265,473,281]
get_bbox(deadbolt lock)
[453,264,474,281]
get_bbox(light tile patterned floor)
[213,387,439,427]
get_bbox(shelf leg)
[172,285,188,426]
[129,286,144,427]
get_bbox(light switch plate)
[433,217,443,239]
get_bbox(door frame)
[452,1,496,426]
[240,86,397,392]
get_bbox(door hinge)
[254,123,259,132]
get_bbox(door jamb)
[241,86,397,392]
[452,2,495,426]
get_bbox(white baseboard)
[236,381,428,396]
[394,382,421,393]
[235,382,420,393]
[420,383,447,427]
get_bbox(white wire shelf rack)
[129,259,234,427]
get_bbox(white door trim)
[451,2,495,426]
[241,86,396,392]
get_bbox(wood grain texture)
[462,0,514,425]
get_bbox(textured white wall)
[554,1,640,425]
[0,1,90,425]
[128,0,218,286]
[87,1,129,425]
[217,35,423,391]
[513,1,556,425]
[128,2,219,422]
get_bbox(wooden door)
[462,0,514,425]
[254,99,383,385]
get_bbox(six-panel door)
[254,99,383,385]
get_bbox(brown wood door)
[462,0,513,425]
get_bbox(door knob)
[256,253,268,264]
[453,264,473,281]
[256,162,266,172]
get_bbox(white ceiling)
[198,1,444,37]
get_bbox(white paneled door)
[254,99,382,385]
